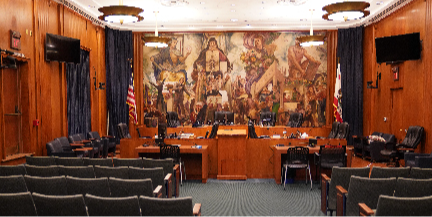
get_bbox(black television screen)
[375,32,421,64]
[45,33,80,64]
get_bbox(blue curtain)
[67,49,91,136]
[105,26,133,142]
[337,26,364,144]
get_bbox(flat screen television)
[375,32,421,64]
[45,33,80,64]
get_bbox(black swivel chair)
[287,112,304,127]
[160,144,186,186]
[46,140,77,157]
[335,122,350,139]
[248,120,258,139]
[208,121,219,139]
[88,131,116,157]
[314,145,346,183]
[260,111,276,126]
[328,122,340,139]
[117,123,131,139]
[381,125,424,167]
[167,112,181,128]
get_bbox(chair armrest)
[321,174,331,214]
[153,185,163,198]
[74,147,93,152]
[70,143,84,147]
[164,173,172,198]
[173,164,180,197]
[81,139,91,143]
[193,203,202,216]
[50,152,76,157]
[336,185,348,216]
[102,135,114,138]
[358,203,374,216]
[415,156,432,168]
[88,138,96,141]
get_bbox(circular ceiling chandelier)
[322,1,370,21]
[98,0,144,25]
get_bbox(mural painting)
[143,32,327,127]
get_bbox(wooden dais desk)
[217,129,247,180]
[135,145,209,183]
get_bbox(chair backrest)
[328,122,340,138]
[117,123,131,139]
[287,112,303,127]
[128,166,166,198]
[286,146,309,165]
[113,158,143,168]
[25,156,57,166]
[319,145,346,169]
[0,192,37,216]
[139,196,193,216]
[394,177,432,197]
[83,158,113,167]
[87,131,102,140]
[345,176,397,216]
[66,176,111,197]
[260,111,276,126]
[400,125,424,149]
[85,194,141,216]
[0,175,28,193]
[327,167,371,211]
[167,112,181,127]
[160,145,180,163]
[55,157,84,166]
[55,137,73,152]
[0,164,27,176]
[109,177,154,197]
[370,166,410,178]
[375,195,432,216]
[68,134,82,143]
[32,192,88,216]
[25,165,60,177]
[214,111,226,125]
[46,140,64,155]
[409,167,432,179]
[58,165,95,178]
[208,121,219,139]
[248,120,258,139]
[142,158,174,197]
[24,175,67,195]
[335,122,350,139]
[94,165,129,179]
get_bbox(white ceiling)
[69,0,398,32]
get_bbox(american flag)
[333,63,343,122]
[127,64,137,124]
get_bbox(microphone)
[205,130,209,139]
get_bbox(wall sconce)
[367,71,381,89]
[93,67,105,91]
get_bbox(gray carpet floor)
[180,179,325,216]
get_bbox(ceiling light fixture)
[296,9,324,47]
[277,0,308,6]
[142,11,169,48]
[161,0,189,7]
[322,1,370,21]
[98,0,144,25]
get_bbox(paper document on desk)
[301,133,308,139]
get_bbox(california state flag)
[333,63,343,122]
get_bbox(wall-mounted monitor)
[375,32,421,64]
[45,33,80,64]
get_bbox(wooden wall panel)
[364,0,430,153]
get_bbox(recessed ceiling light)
[200,2,205,4]
[216,25,223,28]
[231,3,235,6]
[262,1,265,4]
[246,24,251,28]
[231,18,238,22]
[261,7,264,9]
[203,7,206,9]
[376,1,383,5]
[231,9,236,12]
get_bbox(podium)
[217,129,247,180]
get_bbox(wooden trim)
[1,152,33,163]
[153,185,162,198]
[193,203,202,216]
[174,164,180,197]
[80,45,91,52]
[321,174,330,214]
[336,185,348,216]
[164,173,172,198]
[358,203,374,216]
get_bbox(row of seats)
[1,162,176,198]
[0,174,161,198]
[321,166,432,216]
[0,192,200,216]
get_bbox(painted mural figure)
[150,78,167,114]
[287,40,321,81]
[150,38,191,82]
[173,77,192,119]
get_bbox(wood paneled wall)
[0,0,107,162]
[363,0,431,153]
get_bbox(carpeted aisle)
[180,179,325,216]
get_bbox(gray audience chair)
[66,176,111,197]
[26,156,57,166]
[24,175,67,195]
[85,194,141,216]
[0,164,27,176]
[25,164,60,177]
[142,158,176,197]
[58,165,95,178]
[32,192,88,216]
[409,167,432,179]
[0,192,37,216]
[113,158,144,168]
[94,165,129,179]
[0,175,28,193]
[394,177,432,197]
[369,166,410,178]
[83,158,113,167]
[140,196,194,216]
[129,166,167,198]
[360,195,432,216]
[55,157,84,166]
[109,177,157,197]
